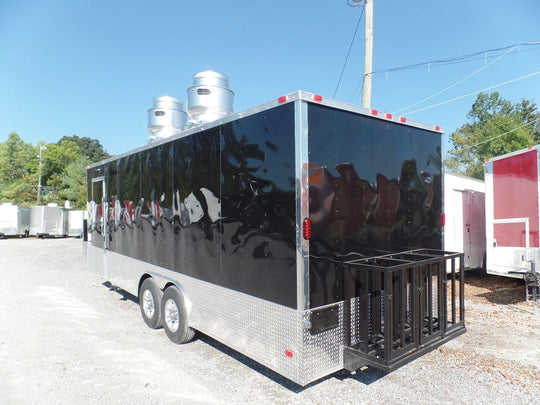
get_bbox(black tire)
[161,286,195,344]
[139,278,163,329]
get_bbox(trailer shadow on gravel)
[464,269,527,306]
[197,333,387,392]
[102,282,138,303]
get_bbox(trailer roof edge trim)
[485,144,540,163]
[88,90,444,169]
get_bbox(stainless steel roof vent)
[187,71,234,125]
[148,96,188,142]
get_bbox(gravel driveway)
[0,238,538,404]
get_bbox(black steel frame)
[342,249,466,372]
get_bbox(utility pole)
[37,144,46,204]
[362,0,373,108]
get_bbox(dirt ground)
[442,268,540,395]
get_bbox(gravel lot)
[0,238,538,404]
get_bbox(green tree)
[446,92,540,179]
[0,132,38,206]
[57,157,88,209]
[57,135,110,162]
[0,175,36,205]
[0,133,109,207]
[41,140,82,202]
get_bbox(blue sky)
[1,0,539,156]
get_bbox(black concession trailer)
[85,91,465,386]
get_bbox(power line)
[209,0,267,40]
[463,117,540,150]
[333,5,365,98]
[403,70,540,116]
[348,41,540,104]
[370,41,540,76]
[394,44,521,115]
[253,7,350,64]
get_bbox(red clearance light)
[439,213,446,227]
[312,94,323,102]
[399,117,407,123]
[285,349,294,358]
[385,113,392,119]
[434,125,441,131]
[370,109,378,115]
[303,218,312,240]
[278,96,288,103]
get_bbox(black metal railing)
[342,249,466,372]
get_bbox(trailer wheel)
[139,278,163,329]
[161,286,195,344]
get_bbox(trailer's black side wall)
[87,103,297,308]
[86,100,443,310]
[220,108,297,306]
[307,104,443,307]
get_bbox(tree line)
[446,92,540,178]
[0,134,109,209]
[0,92,537,210]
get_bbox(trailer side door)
[90,176,108,249]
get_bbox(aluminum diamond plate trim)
[86,245,347,386]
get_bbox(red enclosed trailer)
[484,146,540,278]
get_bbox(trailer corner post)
[295,97,310,311]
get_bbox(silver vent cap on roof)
[148,96,188,141]
[187,71,234,125]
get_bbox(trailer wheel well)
[164,281,176,290]
[162,281,192,318]
[138,274,155,296]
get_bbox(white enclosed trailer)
[444,173,485,270]
[29,203,68,237]
[0,203,30,237]
[67,210,85,237]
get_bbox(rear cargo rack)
[342,249,465,372]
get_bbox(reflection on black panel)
[172,130,221,285]
[307,103,442,307]
[220,103,297,308]
[114,152,141,259]
[139,144,174,268]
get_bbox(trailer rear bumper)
[344,324,466,373]
[340,249,466,373]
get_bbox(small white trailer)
[444,173,486,270]
[67,210,85,237]
[0,203,30,237]
[29,203,68,237]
